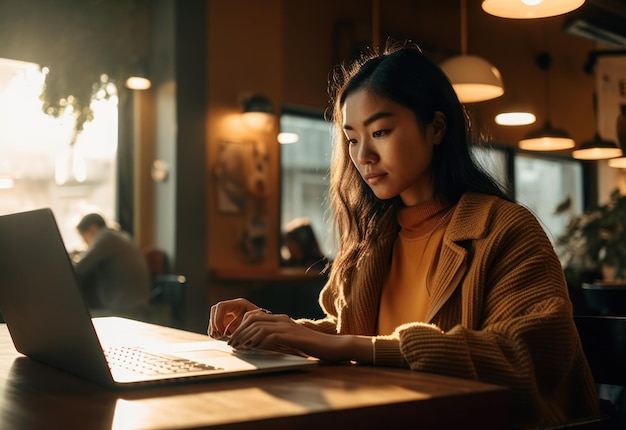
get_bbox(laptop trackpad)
[150,341,276,370]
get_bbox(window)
[280,112,334,259]
[0,58,118,251]
[514,154,583,243]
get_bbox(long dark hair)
[326,40,510,285]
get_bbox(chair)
[580,283,626,317]
[570,315,626,429]
[143,248,186,328]
[575,316,626,386]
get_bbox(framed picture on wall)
[214,140,248,214]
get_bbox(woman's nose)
[356,140,378,165]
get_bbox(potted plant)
[556,188,626,283]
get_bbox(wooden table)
[0,318,510,429]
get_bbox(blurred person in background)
[73,213,151,319]
[281,217,330,273]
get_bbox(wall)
[206,0,284,277]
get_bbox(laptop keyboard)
[104,346,222,376]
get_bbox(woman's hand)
[208,298,260,340]
[209,298,374,364]
[226,310,374,364]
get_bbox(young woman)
[209,42,599,428]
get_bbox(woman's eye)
[373,129,388,138]
[346,137,357,145]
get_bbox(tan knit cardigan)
[299,192,599,428]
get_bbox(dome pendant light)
[572,133,623,160]
[440,0,504,103]
[518,52,575,151]
[519,120,575,150]
[608,157,626,168]
[572,93,623,160]
[482,0,586,19]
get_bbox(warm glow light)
[572,147,623,160]
[278,132,299,144]
[571,133,623,160]
[482,0,585,19]
[125,76,151,90]
[519,136,575,151]
[452,83,504,103]
[241,112,275,131]
[519,120,575,151]
[440,55,504,103]
[495,112,536,126]
[608,157,626,168]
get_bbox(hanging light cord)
[538,24,552,123]
[372,0,380,49]
[460,0,467,55]
[537,51,552,122]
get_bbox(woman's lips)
[363,171,387,185]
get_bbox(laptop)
[0,208,317,388]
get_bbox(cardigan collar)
[341,192,504,333]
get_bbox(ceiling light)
[519,121,575,150]
[482,0,586,19]
[518,52,575,151]
[572,84,624,160]
[440,0,504,103]
[441,55,504,103]
[496,111,536,126]
[572,133,623,160]
[494,94,536,126]
[278,132,299,144]
[608,157,626,168]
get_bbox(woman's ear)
[430,111,447,145]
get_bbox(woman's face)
[342,88,445,206]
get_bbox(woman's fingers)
[228,311,288,349]
[208,299,249,338]
[208,299,265,339]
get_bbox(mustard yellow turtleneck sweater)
[298,193,599,428]
[377,199,453,335]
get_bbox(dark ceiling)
[564,0,626,46]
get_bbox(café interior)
[0,0,626,428]
[1,0,626,345]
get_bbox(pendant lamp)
[572,134,623,160]
[519,121,575,150]
[440,0,504,103]
[608,157,626,168]
[572,93,623,160]
[518,52,575,151]
[494,93,536,126]
[482,0,586,19]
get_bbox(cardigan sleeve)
[296,279,341,334]
[392,204,599,426]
